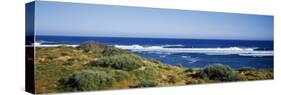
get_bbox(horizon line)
[34,35,274,41]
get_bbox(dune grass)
[34,41,273,94]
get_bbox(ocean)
[35,35,274,69]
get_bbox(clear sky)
[34,1,273,41]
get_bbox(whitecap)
[114,44,273,57]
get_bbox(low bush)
[167,75,177,84]
[148,59,161,64]
[133,66,159,81]
[58,70,115,92]
[197,64,239,81]
[102,47,127,56]
[78,41,128,56]
[78,41,107,52]
[132,80,158,88]
[90,54,144,71]
[114,70,130,82]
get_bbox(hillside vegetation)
[35,41,273,94]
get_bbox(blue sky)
[34,1,273,40]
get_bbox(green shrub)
[148,59,161,64]
[167,75,177,84]
[102,47,127,56]
[197,64,239,81]
[132,80,158,88]
[58,70,115,92]
[90,54,144,71]
[78,41,128,56]
[78,41,107,52]
[114,70,130,82]
[133,66,159,81]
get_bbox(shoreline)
[33,43,274,57]
[34,44,273,69]
[34,41,273,93]
[34,44,273,70]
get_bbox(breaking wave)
[114,44,273,57]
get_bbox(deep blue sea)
[36,36,274,69]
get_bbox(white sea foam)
[114,44,273,57]
[33,42,79,47]
[36,44,79,47]
[180,56,200,63]
[161,44,184,47]
[159,55,166,58]
[188,58,200,63]
[36,40,58,44]
[181,56,189,58]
